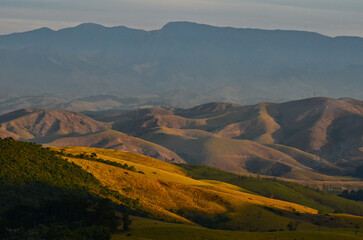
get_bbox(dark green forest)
[0,138,135,239]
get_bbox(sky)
[0,0,363,37]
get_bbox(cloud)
[0,17,78,34]
[246,0,363,13]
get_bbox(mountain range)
[0,22,362,106]
[1,97,362,181]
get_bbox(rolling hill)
[0,108,110,141]
[52,146,363,232]
[0,109,183,163]
[1,139,363,239]
[114,218,363,240]
[0,94,162,115]
[0,97,361,180]
[137,127,341,180]
[47,130,184,163]
[0,138,136,213]
[103,97,362,178]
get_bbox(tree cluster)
[55,150,144,174]
[0,195,131,240]
[339,189,363,201]
[0,138,140,239]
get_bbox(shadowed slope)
[267,97,363,167]
[1,97,361,179]
[0,109,184,163]
[138,127,342,180]
[108,98,363,176]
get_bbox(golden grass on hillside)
[68,157,226,223]
[54,147,363,232]
[199,180,249,193]
[54,146,186,176]
[62,147,317,213]
[56,147,333,231]
[69,158,320,231]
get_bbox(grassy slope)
[113,217,363,240]
[0,139,140,214]
[180,164,363,216]
[56,146,186,176]
[2,139,362,239]
[56,147,363,233]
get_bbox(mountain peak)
[74,23,106,30]
[33,27,54,33]
[161,21,215,31]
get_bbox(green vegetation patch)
[55,150,145,174]
[180,164,363,216]
[0,138,143,213]
[113,217,363,240]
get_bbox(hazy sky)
[1,0,363,37]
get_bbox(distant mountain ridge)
[0,22,362,104]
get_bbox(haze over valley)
[0,22,362,112]
[1,97,362,182]
[1,13,363,239]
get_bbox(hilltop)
[0,108,110,141]
[104,97,363,178]
[0,97,362,180]
[0,109,183,163]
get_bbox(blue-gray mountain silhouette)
[0,22,362,104]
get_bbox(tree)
[287,221,298,231]
[122,212,132,231]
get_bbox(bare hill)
[0,108,183,163]
[1,97,361,179]
[138,127,342,180]
[0,108,110,141]
[47,130,184,163]
[267,97,363,168]
[107,98,363,177]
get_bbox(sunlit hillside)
[54,147,363,233]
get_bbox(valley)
[0,97,362,239]
[1,134,362,239]
[1,97,361,186]
[1,5,362,240]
